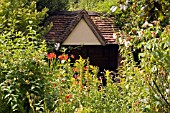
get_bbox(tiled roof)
[45,10,119,45]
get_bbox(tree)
[68,0,117,12]
[37,0,69,13]
[110,0,170,112]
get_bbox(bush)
[0,0,49,112]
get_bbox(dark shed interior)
[64,45,119,71]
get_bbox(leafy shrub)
[112,0,170,112]
[0,0,50,112]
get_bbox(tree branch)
[153,80,170,107]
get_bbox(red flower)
[73,67,78,72]
[53,83,57,87]
[66,94,72,99]
[58,53,68,60]
[70,54,75,59]
[65,94,72,102]
[81,85,84,89]
[76,81,79,84]
[47,53,56,59]
[84,67,88,71]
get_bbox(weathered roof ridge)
[49,9,105,16]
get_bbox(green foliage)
[111,0,170,28]
[0,0,50,112]
[94,0,118,12]
[46,54,126,113]
[68,0,98,11]
[111,0,170,112]
[1,0,169,112]
[0,0,48,35]
[68,0,117,12]
[37,0,69,13]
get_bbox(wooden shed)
[45,10,120,71]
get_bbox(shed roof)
[45,10,119,45]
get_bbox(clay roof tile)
[45,10,119,45]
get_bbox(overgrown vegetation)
[0,0,169,112]
[0,0,48,112]
[112,0,170,112]
[68,0,117,12]
[37,0,69,13]
[36,0,118,13]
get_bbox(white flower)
[55,43,60,51]
[124,40,131,48]
[141,5,148,10]
[142,21,153,28]
[137,29,144,38]
[118,38,124,44]
[166,89,170,94]
[126,0,132,6]
[112,33,117,39]
[110,6,118,12]
[120,4,128,11]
